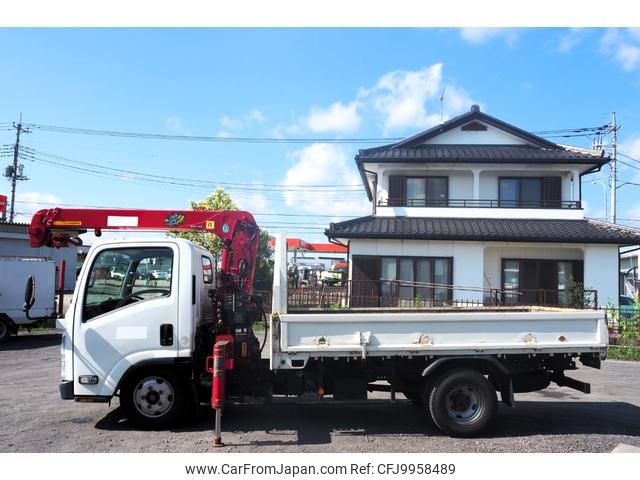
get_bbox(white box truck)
[0,256,57,343]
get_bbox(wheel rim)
[133,376,175,418]
[0,321,7,339]
[445,385,484,424]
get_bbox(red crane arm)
[28,208,260,294]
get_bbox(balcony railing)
[284,280,598,311]
[489,288,598,309]
[378,198,582,209]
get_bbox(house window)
[389,176,448,207]
[499,177,561,208]
[380,256,452,305]
[500,259,583,306]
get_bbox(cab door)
[72,243,179,397]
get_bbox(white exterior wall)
[584,244,620,307]
[449,171,473,199]
[370,163,589,220]
[349,239,485,303]
[422,124,526,145]
[348,240,620,308]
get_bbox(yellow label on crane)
[206,220,215,229]
[53,220,83,226]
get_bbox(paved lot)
[1,331,639,453]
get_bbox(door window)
[83,247,173,321]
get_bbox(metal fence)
[281,281,598,311]
[603,306,640,346]
[378,198,582,209]
[489,288,599,309]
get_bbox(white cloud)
[359,63,477,131]
[247,109,265,124]
[279,64,476,136]
[601,29,640,71]
[12,191,63,223]
[236,192,268,213]
[165,115,186,133]
[281,143,370,217]
[271,122,303,139]
[620,134,640,159]
[557,28,587,53]
[307,101,361,133]
[218,110,267,132]
[459,28,521,46]
[220,115,242,130]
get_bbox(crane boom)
[28,208,260,294]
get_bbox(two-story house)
[325,105,640,308]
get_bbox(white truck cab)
[58,238,215,407]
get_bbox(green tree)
[169,187,273,292]
[169,187,238,257]
[253,230,274,292]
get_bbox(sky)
[2,28,640,242]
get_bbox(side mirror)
[24,275,36,314]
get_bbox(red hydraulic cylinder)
[211,340,231,409]
[206,336,234,447]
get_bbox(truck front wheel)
[428,369,497,438]
[120,370,186,429]
[0,317,11,344]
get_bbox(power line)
[22,122,402,144]
[617,159,640,172]
[8,121,614,144]
[21,152,367,199]
[20,146,365,191]
[13,199,363,218]
[618,151,640,165]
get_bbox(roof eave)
[357,156,609,166]
[325,231,638,245]
[355,155,373,201]
[393,109,561,149]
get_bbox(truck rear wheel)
[428,369,497,437]
[121,370,186,429]
[0,317,11,344]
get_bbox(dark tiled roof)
[357,144,606,163]
[326,217,640,245]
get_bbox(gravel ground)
[1,331,639,453]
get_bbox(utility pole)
[610,112,617,224]
[4,115,30,222]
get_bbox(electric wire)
[20,153,367,199]
[7,121,615,144]
[19,146,365,191]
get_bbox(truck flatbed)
[271,308,607,367]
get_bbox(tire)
[120,370,186,429]
[0,317,12,344]
[428,369,497,438]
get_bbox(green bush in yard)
[607,345,640,361]
[607,295,640,361]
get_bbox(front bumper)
[59,380,74,400]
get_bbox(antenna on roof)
[439,87,446,124]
